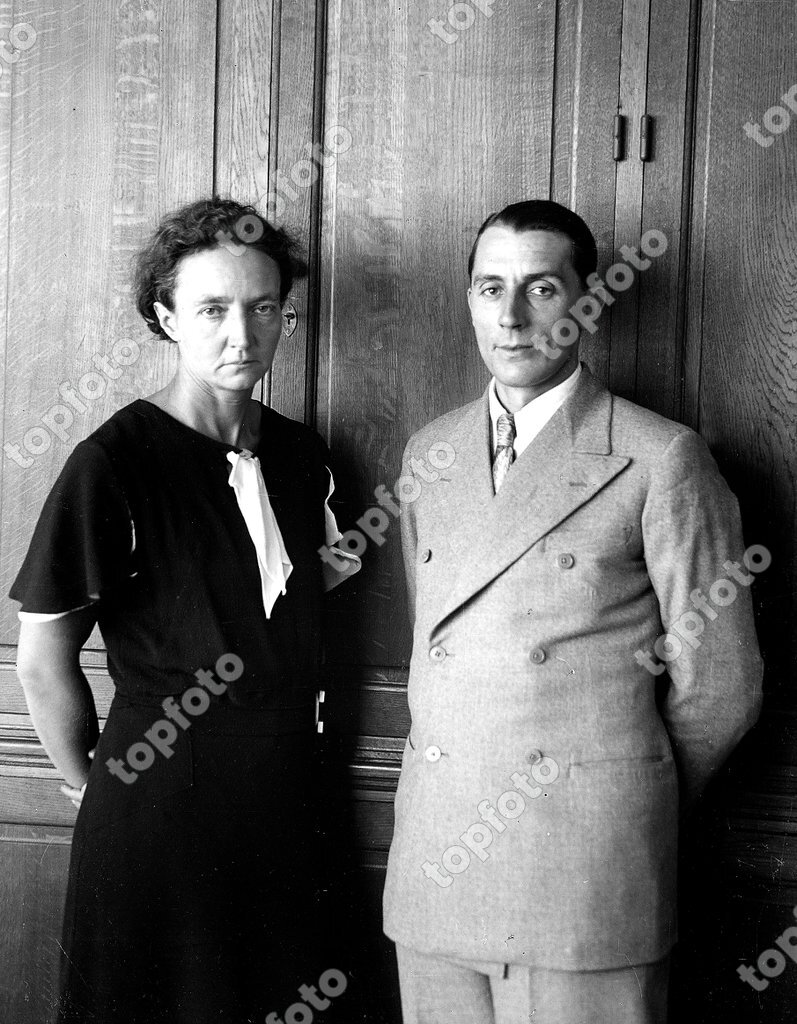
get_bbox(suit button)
[557,553,575,569]
[429,645,447,662]
[421,548,432,563]
[527,748,543,763]
[425,745,442,762]
[530,647,547,664]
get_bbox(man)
[382,200,763,1023]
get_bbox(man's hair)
[467,200,598,288]
[134,197,306,340]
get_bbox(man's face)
[467,227,585,408]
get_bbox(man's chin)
[494,357,575,393]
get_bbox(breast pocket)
[538,522,644,609]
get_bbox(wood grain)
[676,3,797,1019]
[634,0,695,418]
[317,0,556,667]
[0,0,216,645]
[608,0,650,400]
[551,0,623,386]
[0,825,71,1023]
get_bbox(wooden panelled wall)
[0,1,795,1022]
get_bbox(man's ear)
[153,301,179,342]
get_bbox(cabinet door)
[672,2,797,1022]
[0,4,217,1022]
[314,3,558,1014]
[553,0,694,411]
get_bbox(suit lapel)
[431,368,630,632]
[430,393,495,545]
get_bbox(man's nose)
[498,291,528,329]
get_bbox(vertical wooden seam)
[606,0,625,387]
[303,0,328,428]
[548,0,561,201]
[211,0,222,196]
[0,0,16,579]
[264,0,281,409]
[633,0,653,398]
[684,0,716,434]
[673,0,702,427]
[570,0,584,208]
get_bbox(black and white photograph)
[0,1,795,1022]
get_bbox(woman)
[10,198,359,1023]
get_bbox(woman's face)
[154,245,284,395]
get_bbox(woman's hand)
[60,781,87,809]
[59,749,94,809]
[17,609,100,808]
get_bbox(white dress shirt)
[488,362,582,459]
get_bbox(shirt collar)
[488,362,582,457]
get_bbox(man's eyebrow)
[472,270,566,286]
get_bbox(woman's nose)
[226,310,253,347]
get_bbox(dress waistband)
[109,691,318,736]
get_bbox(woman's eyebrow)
[191,294,232,305]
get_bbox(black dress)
[10,400,334,1024]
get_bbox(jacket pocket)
[569,753,671,771]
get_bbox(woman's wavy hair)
[134,197,305,341]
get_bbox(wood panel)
[551,0,623,385]
[674,2,797,1020]
[0,825,72,1022]
[634,0,696,418]
[0,6,218,1022]
[213,0,275,410]
[687,0,797,696]
[0,0,217,646]
[317,0,557,667]
[608,0,651,399]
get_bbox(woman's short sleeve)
[9,440,134,614]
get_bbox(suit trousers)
[395,944,670,1024]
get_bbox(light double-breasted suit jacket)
[383,366,763,971]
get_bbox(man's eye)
[480,286,501,297]
[200,306,223,318]
[255,304,278,316]
[530,283,555,298]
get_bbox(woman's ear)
[153,301,179,342]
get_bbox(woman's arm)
[16,607,100,795]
